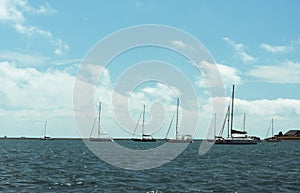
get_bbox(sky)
[0,0,300,139]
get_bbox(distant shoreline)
[0,137,83,140]
[1,137,299,141]
[0,137,203,141]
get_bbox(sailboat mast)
[271,118,274,136]
[243,113,246,132]
[227,105,230,138]
[214,113,216,139]
[176,97,179,139]
[44,120,47,138]
[230,84,235,138]
[142,105,145,138]
[98,101,101,138]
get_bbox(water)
[0,140,299,192]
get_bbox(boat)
[41,120,54,140]
[215,85,257,145]
[264,118,281,142]
[165,98,192,143]
[132,105,156,142]
[89,101,112,142]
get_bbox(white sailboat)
[41,120,54,140]
[165,97,192,143]
[89,101,112,142]
[132,105,156,142]
[215,85,257,144]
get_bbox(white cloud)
[14,23,69,56]
[0,61,75,111]
[235,98,300,117]
[260,43,292,53]
[223,37,257,63]
[0,0,25,22]
[54,38,69,56]
[0,61,79,137]
[217,63,241,86]
[171,40,187,49]
[170,40,197,51]
[248,61,300,83]
[1,61,298,138]
[118,82,179,117]
[0,0,56,22]
[196,61,241,88]
[14,23,52,37]
[77,63,110,85]
[0,51,48,66]
[0,0,68,56]
[233,97,300,137]
[141,83,180,102]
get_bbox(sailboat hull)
[40,137,54,140]
[264,137,281,142]
[215,138,257,144]
[132,138,156,142]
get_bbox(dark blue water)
[0,139,299,192]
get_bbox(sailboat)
[264,118,281,142]
[165,98,192,143]
[132,105,156,142]
[89,101,112,142]
[215,85,257,144]
[41,120,54,140]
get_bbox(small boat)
[132,105,156,142]
[89,101,112,142]
[165,98,192,143]
[41,120,54,140]
[264,118,281,142]
[215,85,257,145]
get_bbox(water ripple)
[0,140,299,192]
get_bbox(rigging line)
[165,111,176,139]
[240,113,246,131]
[98,101,101,138]
[40,120,47,138]
[230,85,235,137]
[220,104,230,136]
[265,119,272,138]
[89,117,97,138]
[132,110,143,138]
[43,120,47,137]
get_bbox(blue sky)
[0,0,300,138]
